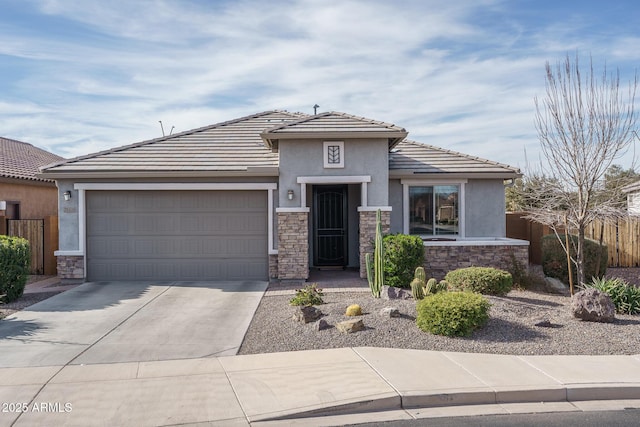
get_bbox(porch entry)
[313,185,348,267]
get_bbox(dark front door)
[313,185,348,267]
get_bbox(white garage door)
[86,190,268,281]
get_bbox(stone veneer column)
[277,210,309,281]
[358,208,391,278]
[56,255,85,283]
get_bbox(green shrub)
[0,235,31,303]
[416,291,490,337]
[582,277,640,315]
[445,267,513,296]
[383,234,425,288]
[542,234,607,285]
[289,284,324,306]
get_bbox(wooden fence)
[8,219,44,275]
[507,213,640,267]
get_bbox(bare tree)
[527,53,637,289]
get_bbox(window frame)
[401,179,466,239]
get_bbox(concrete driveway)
[0,281,267,368]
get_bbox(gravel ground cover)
[239,268,640,356]
[0,276,61,319]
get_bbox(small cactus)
[411,278,425,300]
[424,278,438,295]
[414,266,426,283]
[345,304,363,316]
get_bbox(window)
[408,185,459,236]
[323,141,344,168]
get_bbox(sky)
[1,0,639,171]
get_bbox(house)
[1,137,64,274]
[622,180,640,215]
[40,111,528,283]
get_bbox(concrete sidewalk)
[2,347,639,426]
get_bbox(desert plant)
[0,235,31,303]
[542,234,607,286]
[582,277,640,315]
[416,291,490,337]
[410,278,425,300]
[289,284,324,306]
[414,266,426,283]
[345,304,363,316]
[383,233,425,288]
[424,278,447,295]
[445,267,513,296]
[366,209,384,298]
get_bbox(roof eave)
[389,170,522,180]
[260,130,408,148]
[37,166,280,180]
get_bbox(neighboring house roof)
[40,110,520,179]
[622,180,640,194]
[0,137,64,182]
[389,140,521,178]
[261,111,407,148]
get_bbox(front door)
[313,185,348,267]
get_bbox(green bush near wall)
[383,234,425,288]
[0,235,31,303]
[445,267,513,296]
[542,234,607,285]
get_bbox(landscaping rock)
[314,319,329,331]
[381,285,412,300]
[336,318,364,333]
[293,306,323,324]
[544,277,570,295]
[380,307,401,318]
[571,288,615,323]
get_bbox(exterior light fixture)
[287,190,294,200]
[63,191,72,201]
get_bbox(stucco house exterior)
[1,137,64,274]
[40,111,528,283]
[622,180,640,215]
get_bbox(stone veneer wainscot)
[423,240,529,280]
[277,211,309,280]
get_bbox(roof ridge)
[401,139,520,172]
[42,110,303,170]
[262,110,406,133]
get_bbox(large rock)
[381,285,412,300]
[293,306,323,324]
[336,318,364,333]
[380,307,401,318]
[571,288,615,323]
[544,277,570,295]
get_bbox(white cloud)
[0,0,637,170]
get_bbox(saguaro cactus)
[366,209,384,298]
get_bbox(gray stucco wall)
[57,179,80,251]
[388,179,403,233]
[386,178,507,238]
[277,138,389,208]
[464,179,507,237]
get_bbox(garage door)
[86,190,268,281]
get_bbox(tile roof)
[261,111,407,147]
[41,110,519,178]
[389,140,520,176]
[42,111,305,176]
[0,137,64,182]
